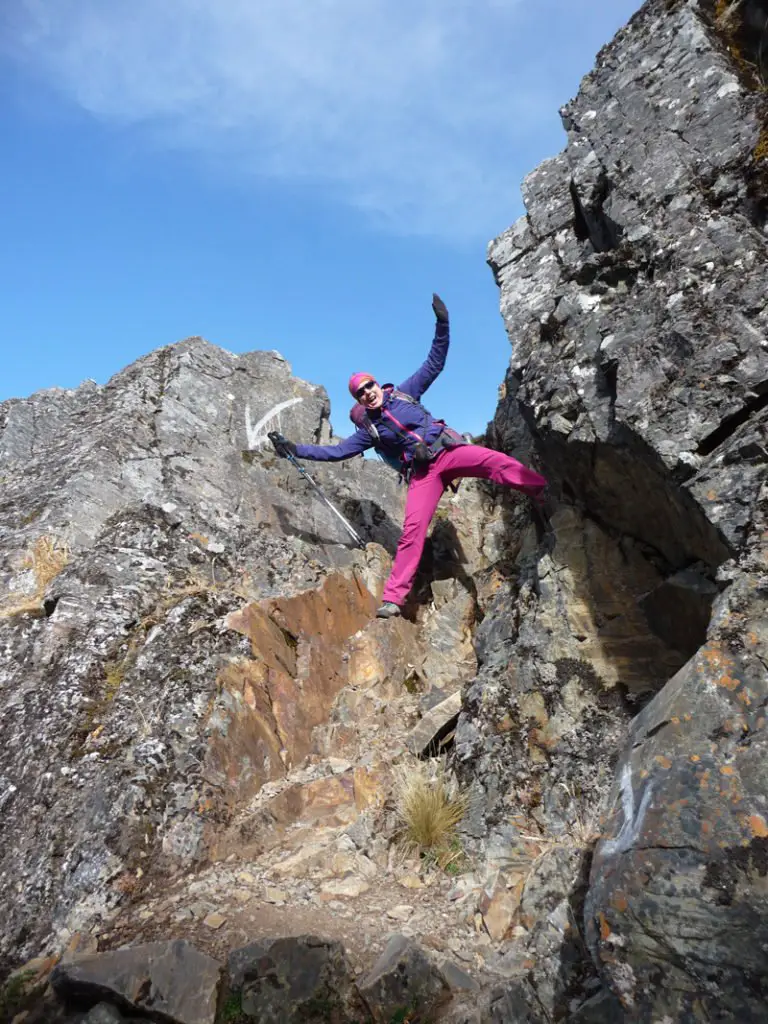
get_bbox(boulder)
[50,940,221,1024]
[226,935,362,1023]
[356,934,450,1023]
[440,960,480,993]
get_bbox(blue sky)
[1,0,639,438]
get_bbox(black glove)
[268,431,297,458]
[432,293,449,324]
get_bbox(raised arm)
[295,428,373,461]
[396,294,450,400]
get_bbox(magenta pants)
[381,445,547,606]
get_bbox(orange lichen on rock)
[611,893,629,912]
[702,643,732,672]
[599,912,612,940]
[655,755,672,769]
[749,814,768,838]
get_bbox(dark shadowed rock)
[226,935,362,1023]
[487,981,543,1024]
[356,934,450,1023]
[406,690,462,758]
[585,495,768,1021]
[50,940,221,1024]
[569,988,625,1024]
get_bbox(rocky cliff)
[473,0,768,1019]
[0,336,512,1024]
[3,1,768,1022]
[0,339,410,962]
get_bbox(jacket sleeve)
[294,428,373,461]
[395,320,449,400]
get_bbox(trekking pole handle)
[268,431,293,459]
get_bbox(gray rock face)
[50,939,221,1024]
[0,338,403,965]
[475,0,768,1018]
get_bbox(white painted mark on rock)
[601,763,654,858]
[245,398,303,449]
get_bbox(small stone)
[319,877,370,898]
[387,904,414,921]
[203,912,226,930]
[237,871,257,885]
[264,886,287,904]
[482,887,519,942]
[398,873,425,890]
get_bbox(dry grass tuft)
[0,535,70,618]
[394,758,468,871]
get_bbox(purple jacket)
[295,321,449,463]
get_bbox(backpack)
[349,385,469,479]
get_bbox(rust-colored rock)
[221,571,377,778]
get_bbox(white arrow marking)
[245,397,303,449]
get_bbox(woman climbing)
[272,294,547,618]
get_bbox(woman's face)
[355,379,384,410]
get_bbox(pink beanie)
[348,372,377,398]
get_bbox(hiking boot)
[376,601,401,619]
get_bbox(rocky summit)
[2,0,768,1022]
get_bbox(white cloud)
[6,0,579,238]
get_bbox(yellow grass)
[394,759,468,869]
[0,535,70,618]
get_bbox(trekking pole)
[267,432,366,550]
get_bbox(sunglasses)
[355,381,377,400]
